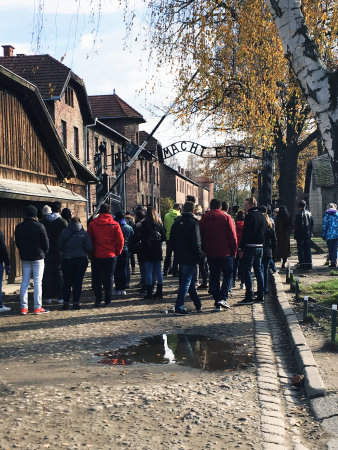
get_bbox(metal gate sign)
[161,141,256,160]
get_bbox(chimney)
[2,45,15,57]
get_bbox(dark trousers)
[327,239,337,264]
[232,255,245,284]
[297,237,312,268]
[61,257,88,306]
[207,256,233,306]
[115,250,128,291]
[163,241,178,275]
[243,247,264,300]
[198,255,208,285]
[43,254,63,299]
[91,257,117,305]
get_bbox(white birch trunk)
[265,0,338,177]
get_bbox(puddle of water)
[97,334,253,371]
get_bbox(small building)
[194,176,214,211]
[0,65,89,279]
[305,153,337,234]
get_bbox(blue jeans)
[207,256,233,306]
[175,264,201,311]
[262,256,273,293]
[243,247,264,300]
[297,238,312,268]
[20,259,45,310]
[232,255,245,284]
[327,239,337,264]
[144,261,163,286]
[0,264,3,308]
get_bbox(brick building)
[88,93,161,212]
[160,165,214,211]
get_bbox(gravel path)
[0,272,330,449]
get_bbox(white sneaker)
[57,299,64,304]
[44,299,52,305]
[0,305,11,313]
[120,290,126,296]
[240,283,245,290]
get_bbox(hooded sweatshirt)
[164,208,181,240]
[199,209,237,257]
[88,213,124,258]
[322,208,338,240]
[40,212,68,257]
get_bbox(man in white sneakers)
[15,205,49,314]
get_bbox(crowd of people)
[0,196,337,315]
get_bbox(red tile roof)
[89,94,145,122]
[0,54,72,99]
[0,54,93,122]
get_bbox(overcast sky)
[0,0,215,164]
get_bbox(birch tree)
[265,0,338,181]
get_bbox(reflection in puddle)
[98,334,253,371]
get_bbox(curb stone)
[271,272,338,448]
[272,272,326,399]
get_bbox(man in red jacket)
[199,198,237,311]
[88,204,124,307]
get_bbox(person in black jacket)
[57,217,92,310]
[138,207,166,299]
[294,200,314,270]
[0,230,11,313]
[170,201,203,315]
[15,205,49,314]
[262,213,276,293]
[40,201,68,305]
[238,197,265,305]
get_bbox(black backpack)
[147,226,162,250]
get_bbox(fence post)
[286,264,291,283]
[295,277,299,301]
[303,296,309,322]
[331,304,337,345]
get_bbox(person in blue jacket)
[114,211,134,295]
[322,203,338,268]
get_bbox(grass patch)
[330,270,338,276]
[301,278,338,307]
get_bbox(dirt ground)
[0,266,332,449]
[282,254,338,393]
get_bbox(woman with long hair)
[275,206,291,268]
[139,207,166,299]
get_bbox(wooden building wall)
[0,88,59,184]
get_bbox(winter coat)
[275,216,291,259]
[0,230,10,266]
[294,209,314,240]
[263,226,277,259]
[57,221,93,261]
[164,209,181,240]
[239,207,265,249]
[199,209,237,257]
[235,220,244,245]
[15,218,49,261]
[88,213,124,259]
[40,213,68,257]
[322,208,338,241]
[169,212,203,265]
[138,220,166,262]
[117,219,134,252]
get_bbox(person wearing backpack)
[294,200,314,270]
[139,206,166,299]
